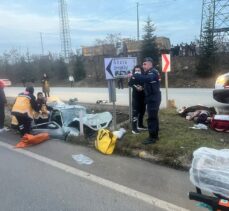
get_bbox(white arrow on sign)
[162,54,171,73]
[104,57,137,80]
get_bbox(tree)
[141,17,159,64]
[196,8,217,77]
[72,55,86,81]
[95,33,121,46]
[54,58,68,80]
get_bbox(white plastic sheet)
[190,147,229,198]
[112,128,126,139]
[72,154,94,165]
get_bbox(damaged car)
[31,104,112,140]
[213,72,229,103]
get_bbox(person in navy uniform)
[132,57,161,144]
[128,65,147,134]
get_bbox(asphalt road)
[1,86,227,210]
[0,132,202,211]
[0,146,160,211]
[5,87,229,111]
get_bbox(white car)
[0,79,12,86]
[213,72,229,103]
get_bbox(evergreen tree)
[72,55,86,81]
[55,58,68,80]
[141,17,159,64]
[196,9,217,77]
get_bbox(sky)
[0,0,202,55]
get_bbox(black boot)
[137,116,147,131]
[142,132,157,145]
[132,119,140,134]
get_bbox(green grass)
[116,108,229,169]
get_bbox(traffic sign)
[104,57,137,80]
[162,54,171,73]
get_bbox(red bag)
[15,133,49,148]
[210,115,229,132]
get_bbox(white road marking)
[0,141,189,211]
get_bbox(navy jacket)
[133,68,161,105]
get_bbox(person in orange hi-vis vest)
[12,86,39,136]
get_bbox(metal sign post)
[108,79,117,130]
[129,87,132,123]
[165,72,169,108]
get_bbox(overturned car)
[31,104,112,140]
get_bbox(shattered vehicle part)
[32,104,112,140]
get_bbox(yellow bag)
[95,128,117,155]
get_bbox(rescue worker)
[132,57,161,144]
[12,86,39,136]
[34,92,51,124]
[128,65,147,134]
[0,80,7,132]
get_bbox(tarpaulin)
[15,133,49,148]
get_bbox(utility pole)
[40,32,44,55]
[137,2,140,41]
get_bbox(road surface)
[0,132,201,211]
[5,87,229,111]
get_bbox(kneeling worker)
[34,92,51,124]
[12,86,39,136]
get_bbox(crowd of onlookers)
[170,42,197,57]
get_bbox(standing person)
[42,73,50,97]
[132,57,161,144]
[69,75,75,87]
[11,86,39,136]
[128,65,147,134]
[0,80,7,132]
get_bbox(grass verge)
[116,108,229,169]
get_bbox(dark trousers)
[0,105,5,129]
[147,105,160,138]
[117,79,124,89]
[44,91,50,97]
[15,115,32,136]
[132,98,146,127]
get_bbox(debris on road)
[72,154,94,165]
[189,123,208,130]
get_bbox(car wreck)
[213,72,229,103]
[31,104,112,140]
